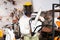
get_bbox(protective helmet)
[0,29,4,38]
[24,2,32,6]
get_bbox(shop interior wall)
[0,0,31,28]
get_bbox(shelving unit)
[52,4,60,40]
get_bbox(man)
[19,2,35,40]
[19,2,32,37]
[54,16,60,29]
[19,2,45,40]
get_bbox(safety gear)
[24,2,32,15]
[24,2,32,6]
[0,29,4,38]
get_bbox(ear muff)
[0,29,4,38]
[54,36,60,40]
[56,21,60,28]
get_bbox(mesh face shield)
[24,5,33,15]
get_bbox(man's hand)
[39,16,45,22]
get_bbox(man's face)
[24,5,32,15]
